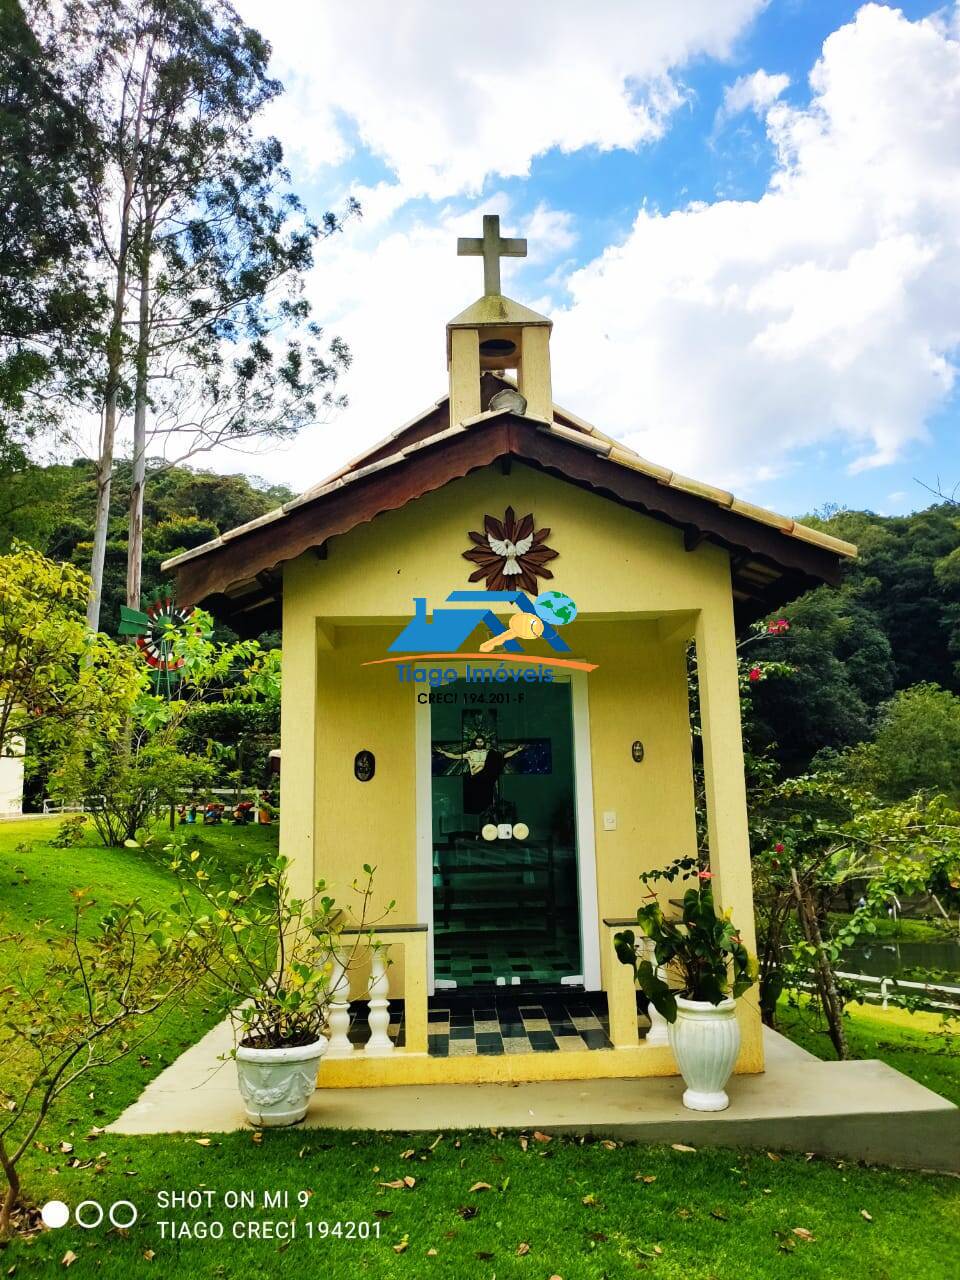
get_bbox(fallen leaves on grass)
[582,1193,604,1208]
[774,1230,797,1254]
[516,1242,530,1255]
[861,1209,874,1222]
[58,1142,73,1154]
[456,1205,478,1220]
[792,1227,816,1242]
[379,1176,416,1190]
[671,1143,696,1153]
[193,1138,212,1147]
[532,1130,552,1143]
[61,1253,77,1269]
[393,1235,409,1254]
[709,1207,728,1221]
[634,1174,657,1184]
[468,1182,492,1193]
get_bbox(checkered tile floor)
[346,988,651,1057]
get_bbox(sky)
[216,0,960,520]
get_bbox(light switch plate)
[602,810,617,831]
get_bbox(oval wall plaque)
[354,750,375,782]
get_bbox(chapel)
[163,217,856,1085]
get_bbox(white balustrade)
[324,948,356,1058]
[364,945,395,1056]
[643,938,670,1047]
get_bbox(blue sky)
[226,1,960,521]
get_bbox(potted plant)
[171,848,387,1126]
[615,856,756,1111]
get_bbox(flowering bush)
[614,856,756,1022]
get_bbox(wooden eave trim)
[171,416,844,605]
[173,421,516,603]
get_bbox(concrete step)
[110,1026,958,1171]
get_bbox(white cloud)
[236,0,766,201]
[717,69,790,125]
[212,3,960,508]
[551,3,960,490]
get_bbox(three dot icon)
[41,1200,70,1229]
[41,1199,138,1229]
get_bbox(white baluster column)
[642,936,670,1047]
[324,947,355,1058]
[365,946,394,1056]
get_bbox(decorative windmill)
[118,598,194,700]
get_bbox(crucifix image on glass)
[432,710,552,816]
[430,682,581,988]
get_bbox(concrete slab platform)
[109,1022,959,1172]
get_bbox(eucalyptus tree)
[0,0,103,470]
[38,0,353,629]
[116,0,356,615]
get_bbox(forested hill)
[1,458,957,771]
[0,458,293,638]
[750,503,960,772]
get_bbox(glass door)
[430,678,581,988]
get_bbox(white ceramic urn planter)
[235,1037,326,1127]
[667,997,740,1112]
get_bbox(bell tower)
[447,214,553,427]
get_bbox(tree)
[0,457,292,639]
[750,772,960,1057]
[51,606,279,844]
[845,684,960,801]
[0,545,141,766]
[748,587,895,772]
[802,505,960,696]
[119,0,356,613]
[26,0,354,628]
[0,0,103,469]
[0,891,205,1237]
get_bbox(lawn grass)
[5,1126,960,1279]
[1,817,958,1278]
[776,1000,960,1105]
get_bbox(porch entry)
[429,677,582,988]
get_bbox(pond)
[840,938,960,982]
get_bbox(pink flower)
[774,842,785,854]
[697,869,713,881]
[767,619,790,634]
[748,667,762,682]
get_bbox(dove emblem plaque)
[462,506,558,594]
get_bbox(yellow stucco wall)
[279,461,762,1070]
